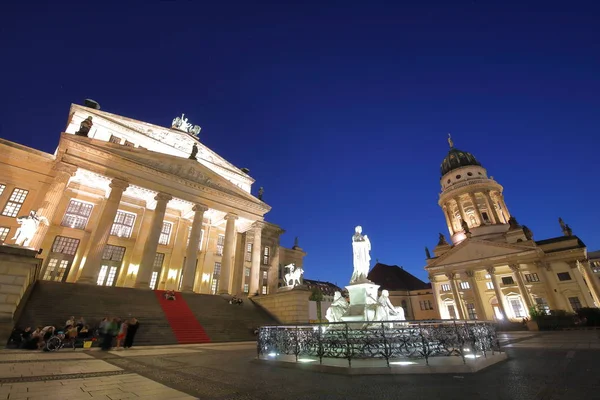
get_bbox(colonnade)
[441,190,510,235]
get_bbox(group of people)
[98,317,140,351]
[9,316,92,350]
[164,290,176,301]
[229,295,243,305]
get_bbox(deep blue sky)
[2,1,599,286]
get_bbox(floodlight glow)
[390,361,418,366]
[267,352,278,357]
[297,358,317,363]
[465,354,480,359]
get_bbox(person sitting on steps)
[164,290,176,301]
[229,295,243,305]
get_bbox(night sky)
[2,1,599,286]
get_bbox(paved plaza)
[0,332,599,399]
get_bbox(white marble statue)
[350,226,371,283]
[12,210,49,247]
[172,114,201,137]
[283,263,303,287]
[325,291,349,323]
[372,290,405,328]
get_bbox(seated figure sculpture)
[373,290,406,328]
[325,291,349,323]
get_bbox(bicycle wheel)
[46,336,62,352]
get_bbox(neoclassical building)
[426,136,600,321]
[0,102,304,296]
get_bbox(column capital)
[486,266,495,275]
[464,270,475,278]
[566,260,578,269]
[109,178,129,191]
[224,213,238,221]
[154,192,173,202]
[445,271,456,280]
[534,261,551,271]
[192,203,209,213]
[53,162,78,177]
[428,274,436,282]
[508,263,520,272]
[252,220,266,230]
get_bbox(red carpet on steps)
[154,290,211,344]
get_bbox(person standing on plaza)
[123,318,139,349]
[115,320,128,350]
[101,318,118,351]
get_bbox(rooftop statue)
[172,114,201,137]
[283,263,303,287]
[75,116,93,137]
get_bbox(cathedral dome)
[440,135,481,176]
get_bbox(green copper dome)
[440,135,482,176]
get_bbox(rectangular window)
[110,210,136,238]
[2,188,29,217]
[0,227,10,242]
[262,270,268,281]
[245,243,252,262]
[419,300,433,310]
[467,303,477,320]
[557,272,572,281]
[43,259,70,282]
[153,252,165,269]
[485,274,491,279]
[592,261,600,273]
[447,305,456,319]
[216,234,225,256]
[158,222,172,245]
[486,281,494,290]
[213,262,221,276]
[211,278,219,295]
[524,273,540,283]
[427,300,433,310]
[535,297,550,314]
[101,245,126,261]
[61,199,93,230]
[244,267,250,277]
[510,298,525,318]
[243,284,249,293]
[51,236,80,255]
[124,140,135,147]
[0,184,5,197]
[481,212,490,223]
[149,271,159,290]
[263,246,270,265]
[568,296,582,311]
[109,135,121,144]
[420,301,425,310]
[501,276,515,285]
[460,281,470,290]
[262,285,267,295]
[441,283,451,292]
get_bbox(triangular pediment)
[62,135,265,208]
[430,239,537,267]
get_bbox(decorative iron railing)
[257,320,500,367]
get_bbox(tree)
[310,287,325,322]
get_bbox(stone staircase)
[12,281,278,346]
[182,293,277,342]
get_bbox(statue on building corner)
[558,217,573,237]
[447,133,454,148]
[522,225,534,240]
[283,263,303,287]
[75,116,93,137]
[437,233,448,246]
[350,226,372,284]
[11,210,49,247]
[258,187,264,201]
[508,216,520,230]
[292,236,300,250]
[425,246,431,259]
[188,143,198,160]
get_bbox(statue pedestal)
[340,282,380,325]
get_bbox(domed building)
[425,135,600,322]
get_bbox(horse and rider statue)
[283,263,304,287]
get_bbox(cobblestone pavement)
[1,332,598,400]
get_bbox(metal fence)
[257,320,501,367]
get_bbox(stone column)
[134,193,172,289]
[567,261,594,307]
[535,261,562,310]
[464,270,485,320]
[468,193,484,226]
[487,267,508,320]
[499,195,511,220]
[442,205,455,235]
[78,178,129,284]
[454,197,468,227]
[509,263,533,313]
[446,272,466,319]
[218,213,238,295]
[181,204,208,292]
[578,260,600,307]
[484,191,501,224]
[429,274,443,317]
[29,163,78,250]
[249,221,264,296]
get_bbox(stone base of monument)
[276,284,308,293]
[339,282,379,327]
[255,352,507,375]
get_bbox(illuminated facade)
[425,136,600,321]
[0,103,303,295]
